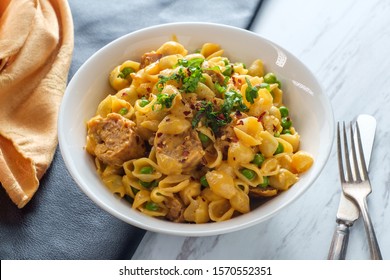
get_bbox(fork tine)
[355,122,369,181]
[350,121,360,181]
[342,122,353,181]
[336,122,346,182]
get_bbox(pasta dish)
[85,41,314,223]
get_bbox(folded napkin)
[0,0,74,208]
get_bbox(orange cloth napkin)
[0,0,74,208]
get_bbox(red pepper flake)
[157,132,162,138]
[258,111,266,122]
[183,111,191,116]
[232,76,237,86]
[237,120,244,126]
[182,150,190,157]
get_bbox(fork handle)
[358,197,383,260]
[328,222,350,260]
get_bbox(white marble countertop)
[132,0,390,260]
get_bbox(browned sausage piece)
[139,51,162,69]
[164,194,185,223]
[155,129,204,174]
[86,113,146,166]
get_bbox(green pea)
[279,106,289,118]
[145,201,159,211]
[140,166,154,174]
[281,117,292,129]
[252,153,265,167]
[274,142,284,155]
[118,107,128,115]
[240,168,256,180]
[139,98,150,107]
[264,72,278,84]
[282,129,291,135]
[198,132,210,145]
[139,180,158,188]
[258,176,269,188]
[200,176,209,187]
[131,187,140,194]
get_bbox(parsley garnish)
[154,93,176,109]
[178,58,205,93]
[192,101,228,134]
[182,69,204,93]
[177,58,204,69]
[245,77,259,104]
[214,82,226,94]
[156,58,205,94]
[222,64,233,76]
[155,72,182,92]
[191,91,248,134]
[222,90,248,113]
[117,67,135,79]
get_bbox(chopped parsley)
[192,101,229,134]
[214,82,226,94]
[117,67,135,79]
[178,58,205,93]
[192,90,248,134]
[222,64,233,76]
[245,77,259,104]
[155,58,205,94]
[154,93,176,109]
[155,72,182,92]
[222,90,248,113]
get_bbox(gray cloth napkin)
[0,0,261,260]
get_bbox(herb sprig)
[245,77,259,104]
[154,93,176,109]
[155,58,205,94]
[192,90,248,134]
[117,67,135,79]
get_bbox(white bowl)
[58,22,334,236]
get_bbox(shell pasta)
[85,41,314,223]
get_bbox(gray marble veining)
[132,0,390,260]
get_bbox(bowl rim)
[58,22,334,236]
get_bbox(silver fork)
[337,121,382,260]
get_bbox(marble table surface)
[132,0,390,260]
